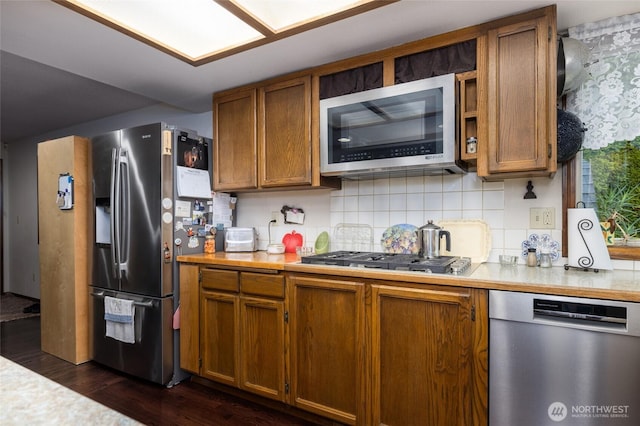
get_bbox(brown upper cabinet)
[457,70,479,163]
[258,77,312,188]
[478,8,557,178]
[213,88,258,190]
[213,74,340,192]
[213,5,557,187]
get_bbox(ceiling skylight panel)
[68,0,264,59]
[235,0,369,31]
[56,0,395,65]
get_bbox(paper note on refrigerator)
[176,166,212,199]
[211,192,234,228]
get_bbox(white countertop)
[469,263,640,299]
[0,356,141,425]
[286,262,640,302]
[179,252,640,302]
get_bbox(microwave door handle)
[110,148,120,279]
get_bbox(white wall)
[4,105,637,298]
[238,171,638,270]
[3,105,211,298]
[239,172,564,263]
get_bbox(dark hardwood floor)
[1,317,321,425]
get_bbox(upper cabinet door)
[482,11,557,177]
[258,76,312,188]
[213,89,258,190]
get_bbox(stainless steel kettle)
[416,220,451,259]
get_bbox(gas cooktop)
[301,251,472,275]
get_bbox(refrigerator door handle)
[133,300,155,308]
[90,291,155,308]
[110,148,121,279]
[118,150,130,277]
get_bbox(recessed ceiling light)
[55,0,396,66]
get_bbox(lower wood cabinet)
[239,272,287,402]
[201,289,239,386]
[288,274,366,425]
[179,266,488,425]
[179,265,287,402]
[371,284,474,426]
[179,263,200,374]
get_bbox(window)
[565,13,640,259]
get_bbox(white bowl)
[267,243,285,254]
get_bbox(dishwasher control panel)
[533,298,627,325]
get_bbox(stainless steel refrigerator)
[90,122,213,386]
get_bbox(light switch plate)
[530,207,555,229]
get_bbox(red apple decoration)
[282,230,303,253]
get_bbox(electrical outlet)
[530,207,555,229]
[270,211,281,225]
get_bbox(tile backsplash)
[236,172,637,270]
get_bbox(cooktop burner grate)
[301,251,471,274]
[299,251,362,266]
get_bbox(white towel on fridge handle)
[104,296,135,344]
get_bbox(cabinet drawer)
[240,273,285,299]
[201,269,239,292]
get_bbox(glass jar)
[204,235,215,254]
[466,136,477,154]
[526,248,538,267]
[539,250,552,268]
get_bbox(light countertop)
[0,356,141,425]
[178,251,298,270]
[177,252,640,302]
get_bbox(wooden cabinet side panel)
[239,297,286,401]
[72,137,91,364]
[289,276,365,425]
[200,291,239,386]
[38,136,90,365]
[371,285,472,426]
[470,289,489,426]
[179,264,200,373]
[259,76,312,187]
[213,89,257,190]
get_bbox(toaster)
[224,227,258,252]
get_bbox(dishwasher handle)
[533,298,627,329]
[534,308,627,324]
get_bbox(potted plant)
[597,183,640,245]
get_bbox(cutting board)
[332,223,373,252]
[436,219,491,263]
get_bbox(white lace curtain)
[566,13,640,150]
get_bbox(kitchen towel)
[104,296,135,344]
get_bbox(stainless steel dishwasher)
[489,290,640,426]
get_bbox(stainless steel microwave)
[320,73,465,176]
